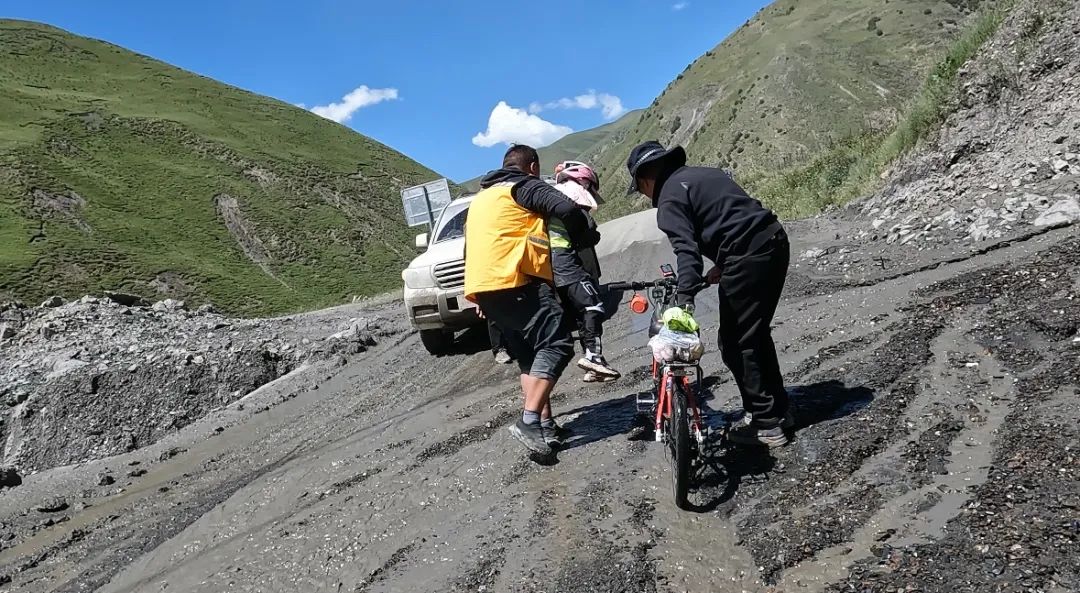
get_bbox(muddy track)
[0,224,1077,592]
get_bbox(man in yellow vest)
[465,145,598,456]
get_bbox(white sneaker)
[576,354,620,378]
[582,370,617,383]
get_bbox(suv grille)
[433,259,465,289]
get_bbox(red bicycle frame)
[654,362,706,444]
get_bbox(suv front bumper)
[404,286,481,331]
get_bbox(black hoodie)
[477,167,599,251]
[654,165,782,306]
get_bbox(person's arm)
[656,190,704,308]
[512,178,598,247]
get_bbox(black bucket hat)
[625,140,687,195]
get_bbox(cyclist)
[625,141,793,448]
[465,145,598,456]
[550,161,620,382]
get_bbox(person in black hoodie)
[626,141,792,448]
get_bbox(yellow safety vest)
[464,183,552,301]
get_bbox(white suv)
[401,195,481,354]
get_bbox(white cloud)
[672,2,689,10]
[472,101,574,148]
[310,85,399,123]
[529,90,627,121]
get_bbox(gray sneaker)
[728,423,789,448]
[737,408,796,430]
[509,419,553,455]
[544,421,574,447]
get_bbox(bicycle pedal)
[635,392,657,413]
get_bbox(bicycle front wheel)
[667,380,692,510]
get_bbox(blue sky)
[6,0,770,181]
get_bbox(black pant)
[557,279,605,356]
[475,281,574,381]
[716,230,790,428]
[487,320,506,355]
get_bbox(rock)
[41,295,66,308]
[104,291,150,307]
[97,472,115,486]
[800,248,827,260]
[159,447,186,461]
[1034,198,1080,227]
[1052,158,1070,173]
[128,468,148,477]
[5,391,29,407]
[195,303,217,314]
[1054,135,1068,144]
[48,357,90,379]
[1024,193,1051,209]
[192,355,205,365]
[0,467,22,489]
[36,496,69,513]
[79,296,100,305]
[0,324,15,341]
[153,299,186,312]
[329,321,376,346]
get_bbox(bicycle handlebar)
[607,278,677,291]
[607,279,712,293]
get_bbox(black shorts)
[474,281,575,380]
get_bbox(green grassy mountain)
[0,20,454,316]
[592,0,991,218]
[460,109,642,192]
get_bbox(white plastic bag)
[648,326,704,363]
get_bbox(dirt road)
[1,212,1077,592]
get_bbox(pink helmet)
[554,161,599,192]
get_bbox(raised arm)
[512,178,597,247]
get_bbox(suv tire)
[420,329,454,356]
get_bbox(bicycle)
[608,265,706,510]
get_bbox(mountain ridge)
[590,0,993,217]
[0,19,454,315]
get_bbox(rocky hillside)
[593,0,995,216]
[800,0,1080,277]
[0,293,397,477]
[0,20,453,316]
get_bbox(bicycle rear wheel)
[667,380,692,510]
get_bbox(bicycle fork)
[654,372,706,444]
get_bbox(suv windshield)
[433,201,470,243]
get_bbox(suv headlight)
[402,266,436,289]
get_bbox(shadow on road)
[557,393,640,452]
[686,380,876,513]
[787,380,875,429]
[553,379,875,512]
[446,324,495,357]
